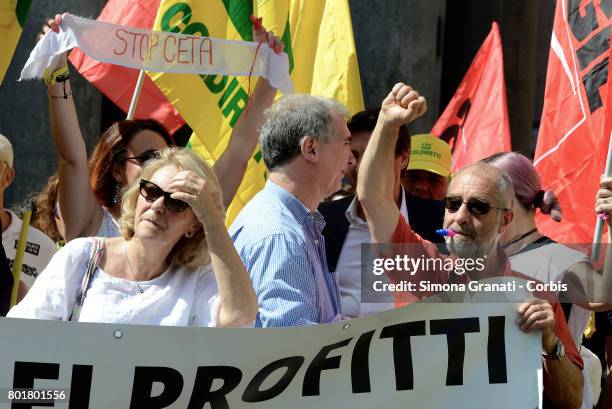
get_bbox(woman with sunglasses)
[9,147,258,327]
[482,151,611,409]
[43,14,284,242]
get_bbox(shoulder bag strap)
[69,238,105,321]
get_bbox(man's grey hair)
[453,163,514,209]
[259,94,348,171]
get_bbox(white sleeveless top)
[8,238,220,326]
[95,207,121,238]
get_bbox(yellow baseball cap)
[406,134,451,177]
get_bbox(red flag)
[533,1,611,244]
[432,22,511,172]
[606,30,612,149]
[68,0,184,133]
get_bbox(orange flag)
[432,22,511,172]
[68,0,185,133]
[533,1,611,244]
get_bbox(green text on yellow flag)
[150,0,364,224]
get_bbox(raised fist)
[380,82,427,128]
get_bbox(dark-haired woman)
[44,14,283,241]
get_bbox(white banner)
[19,14,293,94]
[0,300,539,408]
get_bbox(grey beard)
[445,237,494,260]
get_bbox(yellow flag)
[150,0,364,224]
[0,0,31,86]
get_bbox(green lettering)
[281,18,294,73]
[218,78,239,108]
[222,87,249,127]
[183,22,209,37]
[202,75,228,94]
[161,2,192,33]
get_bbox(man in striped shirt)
[229,94,356,327]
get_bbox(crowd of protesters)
[3,14,612,409]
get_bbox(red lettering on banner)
[164,36,176,63]
[200,38,213,65]
[128,31,139,58]
[177,37,190,64]
[149,33,160,58]
[113,29,128,56]
[139,34,149,61]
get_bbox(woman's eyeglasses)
[139,179,189,213]
[443,197,509,216]
[125,150,160,166]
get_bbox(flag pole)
[592,129,612,260]
[126,69,146,120]
[10,209,31,307]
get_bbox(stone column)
[349,0,446,134]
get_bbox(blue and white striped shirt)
[229,181,342,327]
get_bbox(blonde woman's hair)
[119,147,224,270]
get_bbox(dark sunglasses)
[443,197,509,216]
[139,179,189,213]
[125,149,160,166]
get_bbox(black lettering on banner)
[242,356,304,402]
[429,317,480,386]
[129,366,183,409]
[379,321,426,391]
[567,0,599,42]
[583,59,609,113]
[68,365,93,409]
[351,330,375,393]
[566,0,611,114]
[487,316,508,384]
[302,338,352,396]
[439,99,471,153]
[187,366,242,409]
[12,361,59,409]
[577,26,610,71]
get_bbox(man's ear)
[301,136,319,163]
[397,152,409,169]
[498,210,514,234]
[1,167,15,190]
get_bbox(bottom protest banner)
[0,300,539,408]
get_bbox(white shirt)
[8,238,220,327]
[96,207,121,238]
[509,242,595,409]
[509,243,590,345]
[2,209,56,288]
[336,189,409,318]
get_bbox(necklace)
[124,242,144,294]
[501,228,538,249]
